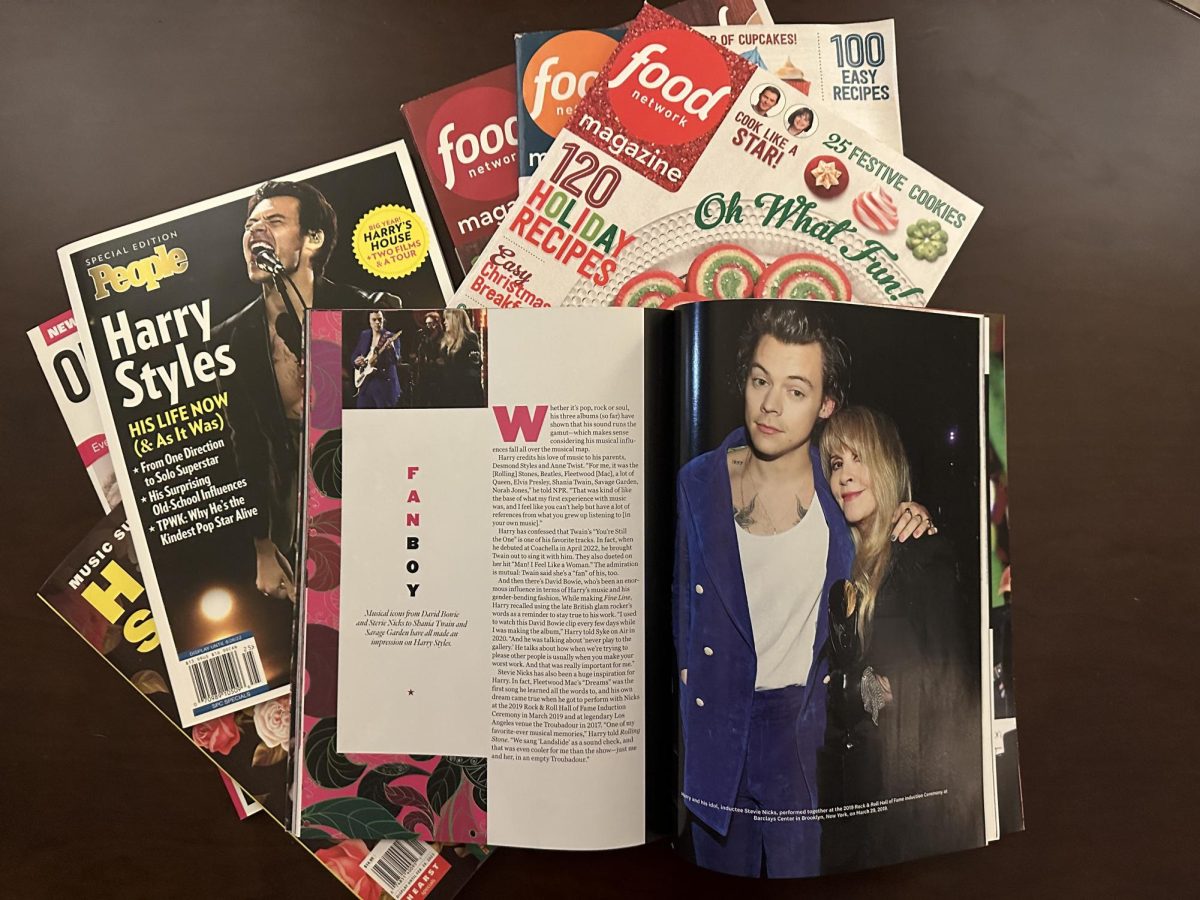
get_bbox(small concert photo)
[339,308,488,410]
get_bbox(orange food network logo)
[523,30,619,137]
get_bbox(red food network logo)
[606,29,734,147]
[426,85,518,201]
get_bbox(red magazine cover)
[402,66,520,280]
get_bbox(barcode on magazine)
[180,632,269,715]
[361,840,443,898]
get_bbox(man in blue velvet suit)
[673,306,929,877]
[352,310,402,409]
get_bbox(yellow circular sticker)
[352,205,430,279]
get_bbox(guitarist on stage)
[352,310,403,409]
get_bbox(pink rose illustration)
[253,695,291,748]
[191,714,240,755]
[315,840,381,900]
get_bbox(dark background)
[2,0,1197,897]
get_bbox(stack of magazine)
[33,2,1022,896]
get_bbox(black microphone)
[251,242,285,275]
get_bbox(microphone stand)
[254,247,306,361]
[272,271,306,360]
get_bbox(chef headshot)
[786,106,815,137]
[751,84,782,117]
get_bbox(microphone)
[254,241,299,356]
[251,242,285,275]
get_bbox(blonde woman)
[819,406,982,871]
[418,309,484,407]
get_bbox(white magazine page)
[218,771,264,819]
[335,308,646,849]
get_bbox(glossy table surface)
[2,1,1198,897]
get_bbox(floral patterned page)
[293,309,488,845]
[304,307,649,850]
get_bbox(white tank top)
[736,498,829,690]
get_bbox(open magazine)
[293,299,1019,874]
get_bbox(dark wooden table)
[3,1,1197,896]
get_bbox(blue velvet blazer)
[673,427,854,836]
